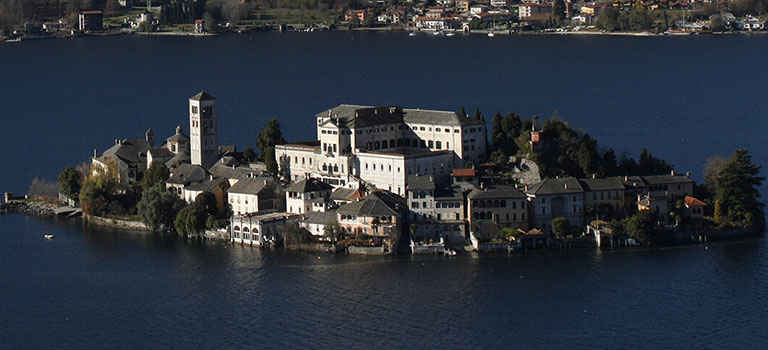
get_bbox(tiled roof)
[407,175,436,190]
[451,168,476,177]
[578,177,627,191]
[98,138,151,165]
[337,191,404,217]
[303,210,338,224]
[286,178,333,193]
[684,196,706,208]
[468,185,527,199]
[167,164,209,185]
[526,177,584,195]
[189,90,215,101]
[642,174,694,185]
[228,176,274,195]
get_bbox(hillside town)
[2,0,767,41]
[39,90,762,255]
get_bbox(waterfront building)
[189,91,218,168]
[230,212,298,247]
[684,196,706,220]
[467,185,529,231]
[92,132,154,187]
[274,105,487,194]
[337,191,406,241]
[407,175,466,242]
[637,194,670,225]
[579,177,628,219]
[166,164,210,196]
[227,175,283,215]
[525,177,584,232]
[298,210,339,241]
[518,3,552,18]
[285,178,334,214]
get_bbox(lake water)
[2,32,768,348]
[2,213,768,348]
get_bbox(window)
[454,129,460,133]
[428,140,434,148]
[445,129,450,133]
[412,202,419,208]
[436,141,442,149]
[191,106,198,114]
[446,142,449,148]
[420,127,425,131]
[436,128,441,132]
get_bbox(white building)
[285,178,334,214]
[274,105,487,195]
[231,212,298,247]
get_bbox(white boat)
[445,32,455,37]
[444,249,457,256]
[44,234,54,239]
[408,32,416,37]
[433,30,442,35]
[487,32,495,37]
[5,37,22,43]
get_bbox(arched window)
[493,200,499,207]
[243,227,249,233]
[374,141,380,150]
[501,200,506,207]
[367,142,372,150]
[333,165,339,172]
[479,212,486,220]
[436,141,442,149]
[428,140,434,148]
[322,164,328,171]
[233,226,240,231]
[487,212,493,221]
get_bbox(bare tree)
[28,177,58,200]
[221,0,245,26]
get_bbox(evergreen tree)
[552,0,566,26]
[141,161,170,191]
[58,166,82,200]
[256,118,286,161]
[265,146,278,175]
[492,111,504,145]
[715,149,764,228]
[501,112,522,138]
[598,148,618,177]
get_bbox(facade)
[526,177,584,232]
[285,178,334,214]
[684,196,706,219]
[189,91,218,168]
[231,212,298,246]
[579,177,627,219]
[337,191,405,241]
[298,210,339,240]
[194,19,205,33]
[467,185,529,230]
[275,104,486,194]
[638,194,670,225]
[78,10,103,31]
[227,175,283,215]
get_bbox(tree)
[105,0,121,16]
[204,12,216,32]
[596,6,619,31]
[576,134,599,176]
[497,227,518,241]
[551,217,571,239]
[492,111,504,145]
[79,162,119,216]
[636,148,673,175]
[222,0,245,26]
[715,149,765,228]
[58,166,82,200]
[141,161,170,191]
[256,118,286,161]
[174,205,206,236]
[137,184,185,231]
[552,0,566,26]
[28,177,57,200]
[242,147,255,163]
[628,3,653,31]
[194,191,219,217]
[598,148,618,177]
[703,156,728,196]
[625,210,658,242]
[265,147,278,175]
[323,219,343,242]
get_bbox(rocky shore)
[0,201,57,216]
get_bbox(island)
[3,90,762,256]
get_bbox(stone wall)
[88,216,150,231]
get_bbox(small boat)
[44,234,54,239]
[444,249,457,256]
[445,32,455,37]
[408,32,417,37]
[487,32,495,37]
[5,37,22,43]
[433,30,442,35]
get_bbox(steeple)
[189,91,218,168]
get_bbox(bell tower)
[189,91,218,168]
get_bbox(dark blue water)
[1,32,767,193]
[2,213,768,348]
[3,33,768,348]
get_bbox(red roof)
[195,19,204,23]
[451,168,476,177]
[684,196,706,208]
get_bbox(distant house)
[79,10,103,31]
[299,210,339,240]
[637,194,670,225]
[518,3,552,18]
[330,186,366,206]
[194,19,205,33]
[491,0,510,8]
[470,4,489,14]
[451,168,478,185]
[456,0,471,12]
[345,9,368,23]
[43,19,69,31]
[92,130,155,187]
[579,177,627,219]
[684,196,706,219]
[742,15,765,31]
[166,164,210,196]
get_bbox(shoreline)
[4,26,766,43]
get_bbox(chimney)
[624,175,629,181]
[671,170,675,176]
[145,128,154,146]
[524,185,528,192]
[564,183,568,190]
[93,149,98,158]
[115,139,119,145]
[592,173,596,179]
[208,174,213,181]
[686,171,690,177]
